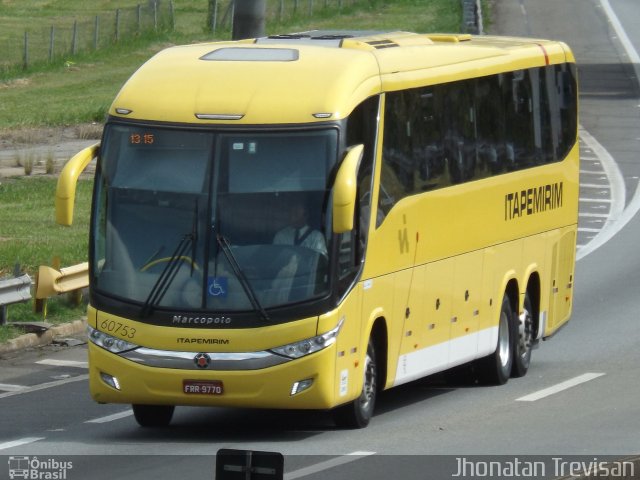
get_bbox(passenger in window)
[273,203,327,255]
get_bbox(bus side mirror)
[55,143,100,226]
[332,144,364,234]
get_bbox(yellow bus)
[57,31,578,428]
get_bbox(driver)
[273,203,327,255]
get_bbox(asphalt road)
[1,1,640,479]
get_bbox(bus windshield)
[93,124,338,317]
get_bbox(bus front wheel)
[132,404,175,427]
[333,338,377,429]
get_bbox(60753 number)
[100,319,136,339]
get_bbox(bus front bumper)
[88,342,338,410]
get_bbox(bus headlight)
[88,326,139,354]
[270,318,344,359]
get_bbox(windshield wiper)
[216,233,270,322]
[140,232,193,318]
[140,201,199,318]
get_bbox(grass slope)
[0,0,463,338]
[0,0,461,129]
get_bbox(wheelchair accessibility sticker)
[208,277,228,298]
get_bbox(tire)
[132,404,175,427]
[478,295,514,385]
[333,338,377,429]
[512,292,534,378]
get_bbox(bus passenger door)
[448,251,484,367]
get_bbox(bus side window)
[443,81,477,184]
[375,62,577,229]
[379,91,407,222]
[475,75,506,176]
[555,64,578,160]
[505,70,536,169]
[534,67,554,164]
[416,88,446,190]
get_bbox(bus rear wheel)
[333,338,377,429]
[512,292,534,378]
[478,295,514,385]
[132,404,175,427]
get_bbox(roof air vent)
[201,47,299,62]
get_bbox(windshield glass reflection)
[93,125,337,315]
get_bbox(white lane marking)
[0,383,27,392]
[0,437,45,451]
[284,451,376,480]
[516,373,605,402]
[0,375,88,400]
[36,359,88,368]
[579,197,612,203]
[600,0,640,67]
[579,212,609,218]
[85,410,133,424]
[580,183,610,189]
[577,128,628,260]
[578,227,602,233]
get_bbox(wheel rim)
[518,306,533,359]
[498,311,510,368]
[359,351,376,412]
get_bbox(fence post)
[221,1,234,31]
[169,0,175,31]
[34,269,47,318]
[71,20,78,55]
[137,4,142,34]
[153,0,158,31]
[308,0,313,16]
[23,31,29,70]
[278,0,284,22]
[49,26,55,62]
[210,0,219,34]
[94,15,100,50]
[115,9,120,43]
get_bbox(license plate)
[183,380,224,395]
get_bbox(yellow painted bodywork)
[332,144,364,233]
[108,33,574,126]
[86,32,578,409]
[88,287,367,409]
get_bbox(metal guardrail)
[35,262,89,317]
[0,273,32,325]
[35,262,89,299]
